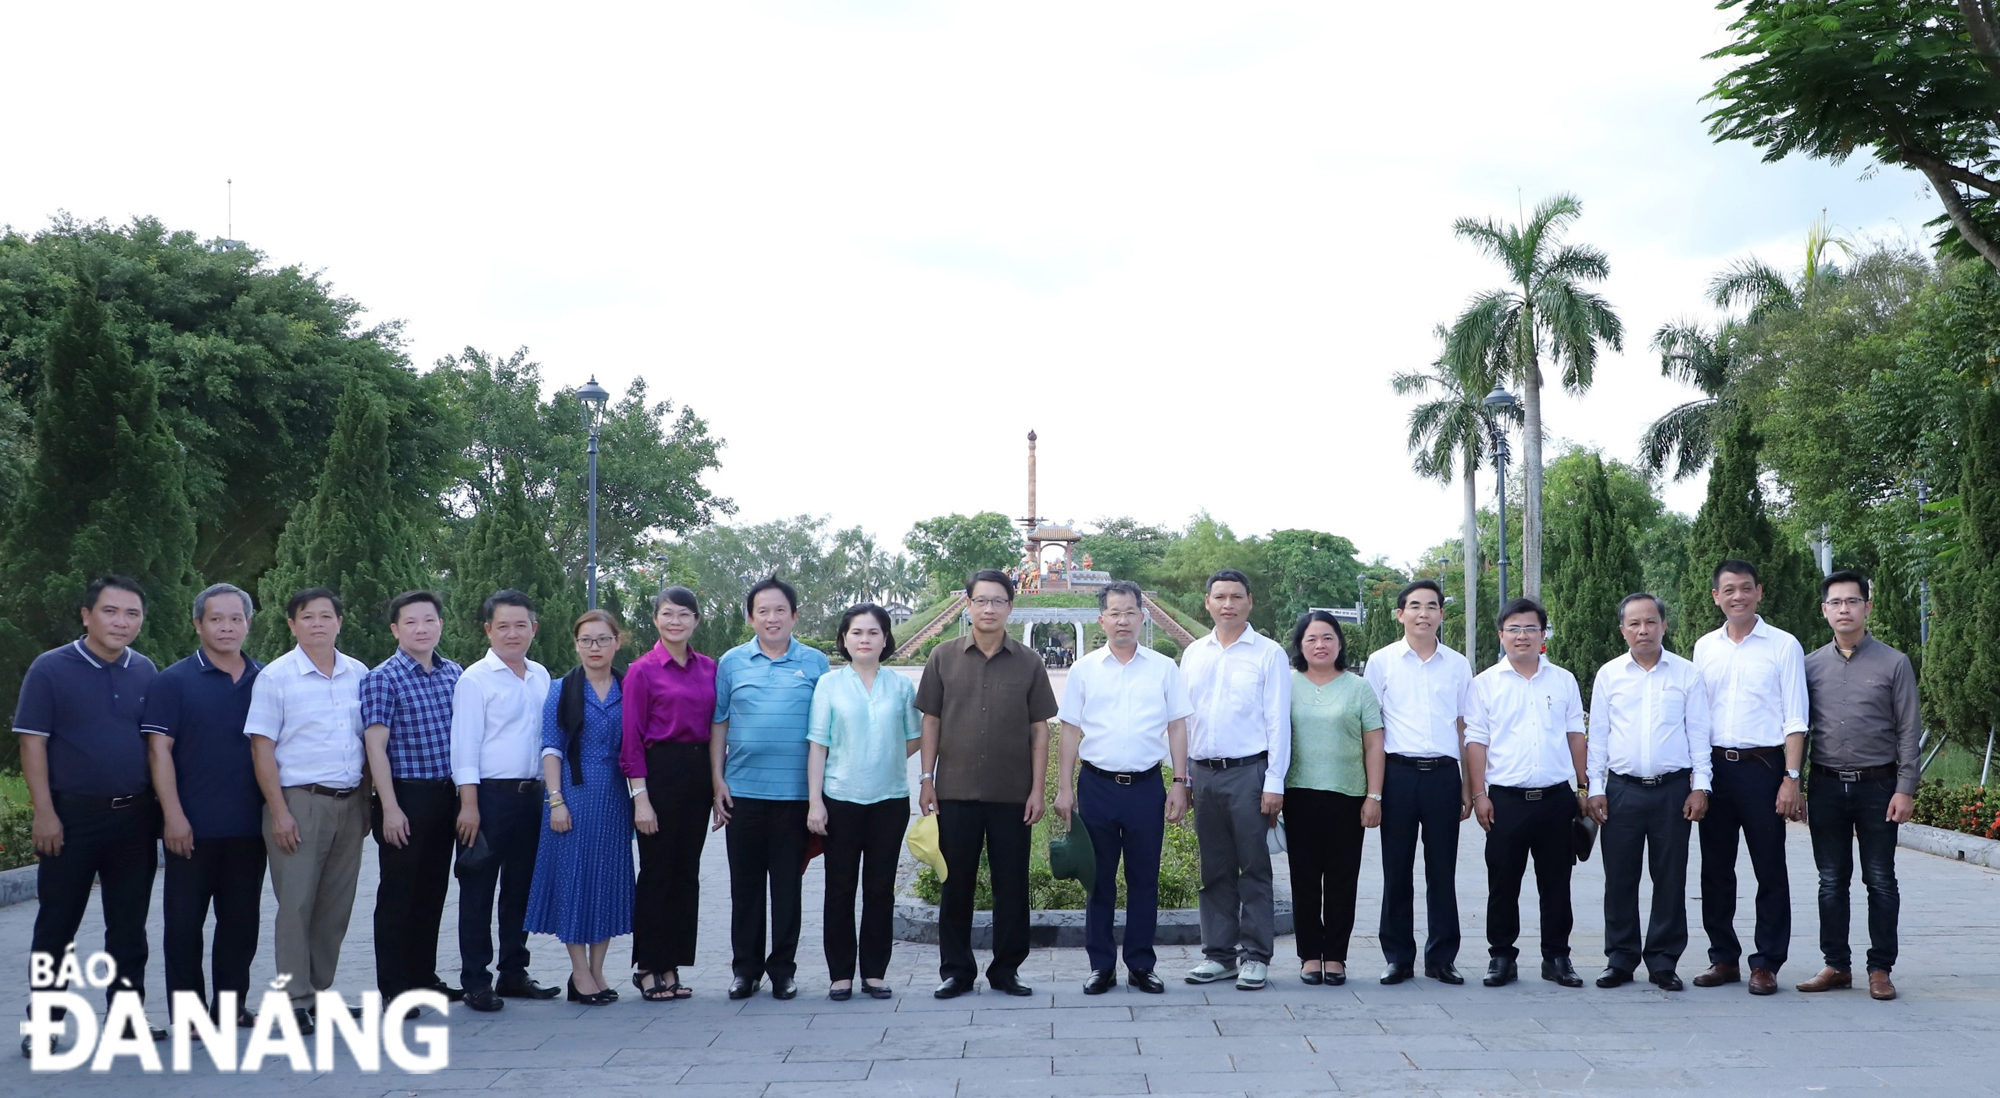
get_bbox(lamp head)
[1482,384,1516,411]
[578,375,611,430]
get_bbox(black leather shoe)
[425,981,466,1003]
[294,1006,319,1033]
[1651,971,1684,991]
[727,977,761,1000]
[1483,959,1518,987]
[1299,967,1324,985]
[1542,958,1584,988]
[772,978,798,1000]
[1325,967,1346,987]
[1424,963,1465,986]
[1083,970,1117,995]
[462,988,504,1012]
[1127,970,1165,994]
[1380,964,1415,985]
[862,982,893,999]
[988,975,1034,996]
[828,986,852,1002]
[495,976,560,1000]
[1596,967,1634,989]
[934,976,972,999]
[234,1009,257,1028]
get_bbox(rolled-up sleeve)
[1893,653,1922,796]
[1686,667,1714,792]
[1262,645,1293,795]
[1779,637,1810,735]
[449,674,483,786]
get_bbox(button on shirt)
[12,639,158,796]
[620,642,718,778]
[244,646,369,788]
[808,665,921,805]
[1465,657,1585,789]
[1692,616,1809,749]
[1363,639,1473,759]
[359,649,463,781]
[449,649,553,785]
[714,637,830,801]
[917,634,1060,804]
[1181,628,1292,795]
[1804,635,1921,796]
[142,649,264,838]
[1057,646,1193,773]
[1586,650,1713,794]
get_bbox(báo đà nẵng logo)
[21,948,449,1072]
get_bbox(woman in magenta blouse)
[621,586,717,1001]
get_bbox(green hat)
[1048,819,1096,894]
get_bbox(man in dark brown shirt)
[1796,570,1919,1002]
[917,568,1058,999]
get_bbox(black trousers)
[632,742,712,973]
[458,781,543,991]
[1600,772,1692,976]
[1808,773,1900,973]
[373,779,458,996]
[1285,788,1366,964]
[1484,784,1576,962]
[1699,749,1790,972]
[1078,767,1166,974]
[163,834,265,1022]
[822,796,908,982]
[30,793,159,1005]
[1378,755,1462,968]
[938,799,1031,983]
[725,796,808,982]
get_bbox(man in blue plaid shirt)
[361,590,465,1002]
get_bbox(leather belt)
[1388,753,1453,771]
[53,791,152,810]
[1812,762,1898,783]
[1611,768,1691,788]
[1713,745,1782,762]
[1487,782,1571,801]
[1083,760,1157,785]
[481,778,544,793]
[302,784,358,798]
[1192,752,1266,771]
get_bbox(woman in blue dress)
[525,608,635,1005]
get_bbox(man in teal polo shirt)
[711,576,829,1000]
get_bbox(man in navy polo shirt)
[13,575,166,1053]
[144,582,266,1030]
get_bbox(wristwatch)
[1366,792,1382,802]
[1171,775,1190,786]
[920,772,935,782]
[1785,768,1802,780]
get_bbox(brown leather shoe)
[1795,967,1852,992]
[1691,963,1741,988]
[1748,968,1778,995]
[1868,971,1896,1001]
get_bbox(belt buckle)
[109,795,135,809]
[1639,776,1660,787]
[1837,770,1861,782]
[1115,773,1133,785]
[1723,749,1741,762]
[1525,789,1543,801]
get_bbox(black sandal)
[633,971,677,1002]
[658,969,692,1000]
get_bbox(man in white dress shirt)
[451,590,557,1012]
[1364,579,1475,986]
[1464,598,1587,989]
[1054,581,1193,996]
[1179,570,1291,992]
[1689,559,1808,996]
[245,587,371,1034]
[1585,593,1712,991]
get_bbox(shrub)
[0,790,34,872]
[1151,637,1180,660]
[1910,779,1999,840]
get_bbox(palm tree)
[1393,328,1521,665]
[1445,193,1624,599]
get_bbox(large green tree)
[1262,529,1365,627]
[1543,453,1643,705]
[903,511,1019,597]
[450,460,575,668]
[1445,194,1624,599]
[1077,516,1174,588]
[1922,380,2000,747]
[1677,413,1819,651]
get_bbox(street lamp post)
[1483,384,1519,606]
[578,376,611,609]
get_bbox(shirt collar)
[1205,626,1257,650]
[71,637,133,669]
[652,640,696,669]
[193,648,262,675]
[1499,655,1550,681]
[749,637,804,663]
[289,646,355,677]
[959,633,1015,657]
[390,648,447,675]
[476,648,530,674]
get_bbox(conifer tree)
[1921,382,2000,747]
[1544,453,1642,705]
[253,377,429,664]
[1676,413,1818,653]
[451,460,573,668]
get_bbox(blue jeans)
[1807,775,1900,973]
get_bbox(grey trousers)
[1602,772,1692,977]
[1191,759,1274,965]
[265,786,368,1007]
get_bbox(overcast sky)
[5,1,1942,568]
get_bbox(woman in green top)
[1284,610,1385,985]
[807,603,922,1001]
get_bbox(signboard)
[1313,605,1366,624]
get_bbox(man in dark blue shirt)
[13,575,164,1052]
[144,583,266,1030]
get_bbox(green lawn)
[1923,737,1994,786]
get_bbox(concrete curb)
[0,863,36,908]
[1899,821,2000,869]
[894,899,1294,948]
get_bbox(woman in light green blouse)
[1284,610,1385,985]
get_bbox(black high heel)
[568,977,613,1005]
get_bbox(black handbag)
[454,830,495,879]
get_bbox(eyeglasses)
[1103,611,1141,622]
[970,597,1012,608]
[1822,598,1867,610]
[657,612,697,625]
[576,635,618,649]
[1501,625,1544,637]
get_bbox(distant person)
[1054,581,1192,996]
[712,576,829,1001]
[1691,560,1808,996]
[1464,598,1587,989]
[1795,571,1919,1002]
[918,569,1058,999]
[1584,594,1712,992]
[623,586,716,1002]
[807,604,920,1000]
[146,583,266,1031]
[1363,579,1474,986]
[245,588,370,1034]
[1283,611,1383,986]
[1180,569,1291,992]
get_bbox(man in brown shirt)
[1795,570,1919,1002]
[917,568,1058,999]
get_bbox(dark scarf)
[556,665,622,786]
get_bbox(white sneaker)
[1185,960,1239,984]
[1236,961,1268,990]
